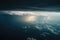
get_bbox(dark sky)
[0,0,60,11]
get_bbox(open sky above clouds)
[0,0,60,11]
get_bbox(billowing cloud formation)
[2,11,60,23]
[3,11,60,22]
[1,11,60,40]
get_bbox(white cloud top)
[3,11,60,16]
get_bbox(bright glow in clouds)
[24,16,37,23]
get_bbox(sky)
[0,0,60,11]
